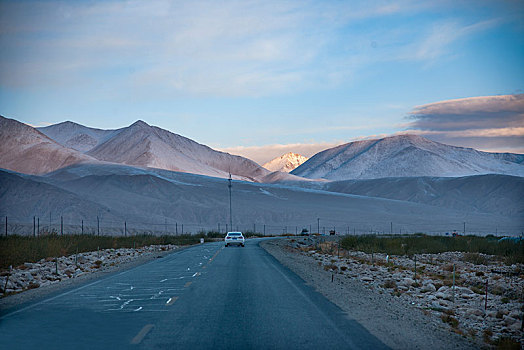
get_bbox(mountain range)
[1,116,522,236]
[292,134,524,180]
[0,117,269,181]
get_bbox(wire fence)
[2,215,523,238]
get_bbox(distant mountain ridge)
[38,121,121,152]
[292,134,524,180]
[84,120,268,180]
[0,116,97,175]
[12,117,269,180]
[263,152,308,172]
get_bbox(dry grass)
[0,234,204,270]
[340,234,523,265]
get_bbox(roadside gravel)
[261,238,480,350]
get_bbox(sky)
[0,0,523,164]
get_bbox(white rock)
[400,278,415,286]
[420,283,436,293]
[467,308,484,317]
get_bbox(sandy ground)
[260,239,481,350]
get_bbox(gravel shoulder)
[261,238,481,350]
[0,245,192,314]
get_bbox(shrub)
[0,234,205,270]
[463,252,489,265]
[493,336,521,350]
[483,329,493,343]
[339,235,523,263]
[383,279,397,289]
[441,314,459,328]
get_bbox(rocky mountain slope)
[38,121,120,152]
[1,165,520,236]
[0,116,97,175]
[85,120,269,181]
[291,134,524,180]
[5,117,269,181]
[263,152,308,172]
[323,174,524,218]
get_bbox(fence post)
[452,264,456,304]
[124,221,127,237]
[97,216,100,236]
[37,217,39,236]
[176,222,178,235]
[81,220,83,235]
[264,224,266,236]
[485,280,488,310]
[61,216,63,235]
[414,255,417,282]
[33,216,36,237]
[5,216,7,237]
[181,224,183,234]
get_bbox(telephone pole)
[228,173,233,232]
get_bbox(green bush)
[0,234,203,270]
[340,234,523,263]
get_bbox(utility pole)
[97,216,100,236]
[463,222,466,234]
[228,173,233,232]
[317,218,320,235]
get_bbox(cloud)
[411,19,499,62]
[406,94,524,153]
[0,0,508,97]
[219,141,345,165]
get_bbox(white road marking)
[134,307,143,312]
[165,296,178,306]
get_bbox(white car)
[225,232,245,247]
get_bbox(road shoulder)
[260,238,480,350]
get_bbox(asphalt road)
[0,239,388,349]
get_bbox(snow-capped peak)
[291,134,524,180]
[263,152,309,172]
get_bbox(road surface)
[0,239,388,349]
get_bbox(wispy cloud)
[0,0,509,97]
[405,94,524,153]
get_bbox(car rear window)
[228,233,242,236]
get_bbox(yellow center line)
[184,281,192,288]
[166,296,179,306]
[130,324,154,345]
